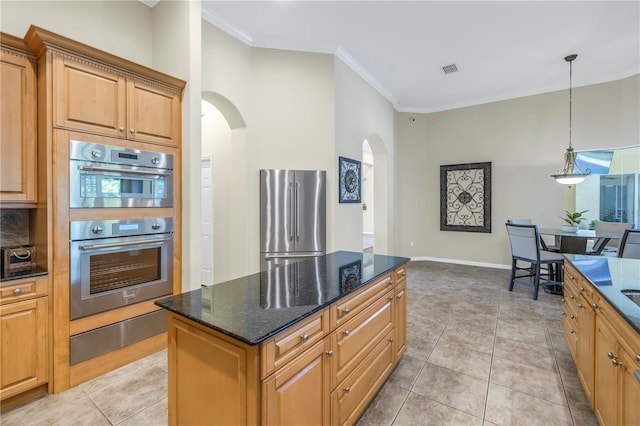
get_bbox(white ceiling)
[189,1,640,113]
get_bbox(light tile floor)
[1,261,598,426]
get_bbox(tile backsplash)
[0,209,30,247]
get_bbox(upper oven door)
[69,159,173,208]
[69,233,173,320]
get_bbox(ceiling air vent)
[442,64,458,74]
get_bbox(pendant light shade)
[551,54,591,185]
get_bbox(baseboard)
[409,256,511,270]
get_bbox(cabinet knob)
[389,280,393,285]
[301,334,309,341]
[130,128,135,135]
[325,350,333,357]
[342,307,350,314]
[13,288,22,295]
[591,303,598,310]
[611,358,623,367]
[343,330,350,336]
[607,352,615,360]
[579,287,585,292]
[119,127,125,132]
[570,329,576,334]
[577,303,584,309]
[388,296,394,301]
[343,386,351,393]
[635,354,640,363]
[570,314,576,320]
[388,338,394,343]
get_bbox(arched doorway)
[363,134,390,254]
[362,140,374,252]
[201,92,248,284]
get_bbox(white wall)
[394,74,640,267]
[334,59,395,254]
[0,0,153,66]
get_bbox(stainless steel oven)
[69,217,173,320]
[69,140,173,208]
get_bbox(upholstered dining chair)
[618,229,640,259]
[507,219,550,250]
[591,221,633,255]
[505,223,565,300]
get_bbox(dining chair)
[618,229,640,259]
[505,223,565,300]
[559,236,587,254]
[507,219,550,250]
[592,221,633,255]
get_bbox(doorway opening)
[363,140,374,253]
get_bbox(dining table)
[538,228,615,255]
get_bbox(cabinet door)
[619,350,640,426]
[0,51,36,203]
[594,316,619,426]
[54,56,126,138]
[576,298,595,403]
[127,79,180,147]
[0,297,47,400]
[262,339,330,426]
[394,280,407,360]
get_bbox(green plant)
[561,210,588,227]
[589,219,598,230]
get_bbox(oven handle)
[77,165,171,177]
[78,237,171,251]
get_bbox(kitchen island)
[156,251,409,426]
[562,255,640,426]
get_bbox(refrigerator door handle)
[295,182,300,241]
[288,182,294,241]
[264,253,325,260]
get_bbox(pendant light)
[551,54,591,185]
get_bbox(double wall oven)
[68,140,175,365]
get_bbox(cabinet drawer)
[331,273,393,329]
[565,263,595,303]
[0,276,47,305]
[331,289,394,389]
[395,265,407,283]
[261,310,329,379]
[330,330,395,426]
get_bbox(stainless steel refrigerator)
[260,169,326,270]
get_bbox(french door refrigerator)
[260,169,326,270]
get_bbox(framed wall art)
[338,156,361,203]
[440,162,491,233]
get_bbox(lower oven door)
[70,233,173,320]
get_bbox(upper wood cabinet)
[0,38,37,205]
[53,55,181,147]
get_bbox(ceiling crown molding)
[335,46,396,108]
[201,8,253,46]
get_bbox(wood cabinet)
[165,264,408,425]
[53,55,181,147]
[0,276,48,401]
[0,37,37,205]
[564,261,640,426]
[262,339,331,425]
[563,263,595,403]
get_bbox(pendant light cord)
[569,58,573,150]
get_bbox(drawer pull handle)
[579,287,585,292]
[591,303,598,310]
[577,303,584,309]
[301,334,309,341]
[13,288,22,295]
[326,350,333,357]
[397,290,405,299]
[343,386,351,393]
[607,352,615,360]
[343,330,350,336]
[342,308,350,314]
[569,294,575,299]
[635,354,640,363]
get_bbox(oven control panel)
[70,218,173,241]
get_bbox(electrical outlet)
[410,241,414,247]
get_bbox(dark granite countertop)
[565,255,640,334]
[0,266,48,283]
[155,251,409,345]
